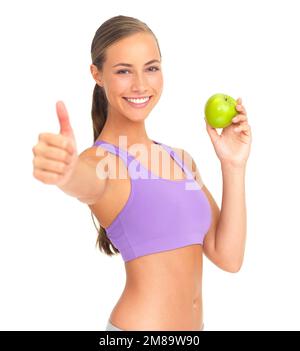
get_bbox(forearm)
[57,157,105,200]
[215,163,247,270]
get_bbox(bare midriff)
[90,142,205,331]
[108,244,204,331]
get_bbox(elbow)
[224,265,241,274]
[204,243,244,273]
[222,260,243,273]
[217,248,245,273]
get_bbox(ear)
[90,64,103,87]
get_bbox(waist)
[124,244,203,293]
[124,278,201,304]
[109,285,203,331]
[112,245,204,330]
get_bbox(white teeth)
[126,97,150,104]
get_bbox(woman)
[32,15,252,331]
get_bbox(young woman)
[32,15,252,331]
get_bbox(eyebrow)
[112,59,161,68]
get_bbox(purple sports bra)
[92,139,212,263]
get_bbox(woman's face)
[91,32,163,121]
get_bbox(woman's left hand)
[204,97,252,168]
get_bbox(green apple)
[204,93,238,128]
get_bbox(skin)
[89,146,208,331]
[90,32,163,148]
[85,32,249,331]
[87,32,209,331]
[32,27,251,331]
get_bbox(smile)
[123,96,152,108]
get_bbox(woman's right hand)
[32,101,78,186]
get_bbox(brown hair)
[90,15,162,257]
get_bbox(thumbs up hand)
[32,101,79,186]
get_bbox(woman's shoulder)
[168,144,204,187]
[79,143,115,162]
[168,145,195,173]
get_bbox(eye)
[148,66,160,72]
[116,66,160,74]
[116,69,129,74]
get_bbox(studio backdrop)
[0,0,299,331]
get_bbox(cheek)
[106,78,129,99]
[149,74,163,90]
[110,77,128,90]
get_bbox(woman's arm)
[202,96,251,272]
[58,149,108,204]
[33,101,109,204]
[175,147,246,273]
[203,163,246,273]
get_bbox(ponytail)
[90,15,162,257]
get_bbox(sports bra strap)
[93,139,194,181]
[158,142,194,180]
[93,140,135,166]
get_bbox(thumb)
[204,116,219,144]
[56,101,74,138]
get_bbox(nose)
[131,72,149,93]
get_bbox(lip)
[124,95,152,99]
[123,96,152,109]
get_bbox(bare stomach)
[108,244,204,331]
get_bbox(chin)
[126,113,150,122]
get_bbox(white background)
[0,0,299,331]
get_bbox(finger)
[33,169,60,184]
[56,101,74,137]
[204,116,219,144]
[34,144,73,164]
[33,156,68,175]
[232,114,248,124]
[237,97,242,105]
[38,133,74,154]
[234,123,251,133]
[236,104,247,115]
[238,124,251,137]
